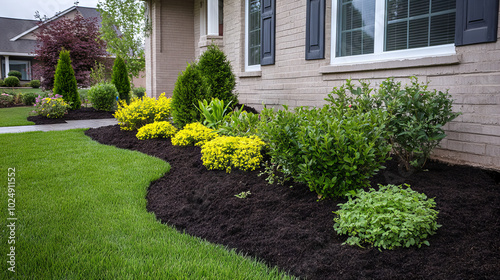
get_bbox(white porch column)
[207,0,219,36]
[4,56,10,76]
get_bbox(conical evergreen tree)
[53,49,81,110]
[112,56,131,104]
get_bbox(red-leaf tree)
[33,14,108,89]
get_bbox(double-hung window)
[245,0,262,71]
[332,0,456,65]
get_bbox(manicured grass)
[0,88,45,95]
[0,130,293,279]
[0,107,35,127]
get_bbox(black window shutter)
[305,0,325,60]
[455,0,499,46]
[261,0,275,65]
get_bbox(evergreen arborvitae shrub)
[197,44,238,107]
[112,56,131,104]
[172,62,207,128]
[53,49,81,110]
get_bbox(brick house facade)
[144,0,500,170]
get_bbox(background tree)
[112,56,131,104]
[53,49,80,110]
[97,0,148,80]
[33,14,108,89]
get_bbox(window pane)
[385,0,455,51]
[337,0,375,57]
[248,0,261,66]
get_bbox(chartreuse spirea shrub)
[171,122,218,147]
[326,77,461,171]
[113,93,172,131]
[33,93,70,118]
[88,83,118,111]
[136,121,178,140]
[201,135,266,173]
[333,184,441,250]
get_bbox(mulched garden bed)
[28,107,114,124]
[85,125,500,280]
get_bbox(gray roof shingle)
[0,17,38,55]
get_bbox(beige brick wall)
[149,0,500,170]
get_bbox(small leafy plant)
[136,121,178,140]
[171,122,218,146]
[333,184,440,250]
[114,93,172,130]
[235,191,251,199]
[217,107,261,137]
[196,98,232,129]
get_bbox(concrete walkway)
[0,119,118,134]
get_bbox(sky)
[0,0,101,20]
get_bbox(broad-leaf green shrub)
[53,49,81,110]
[196,98,232,129]
[171,122,218,147]
[136,121,178,140]
[7,70,22,80]
[217,108,261,137]
[201,135,266,173]
[113,93,172,130]
[22,92,37,106]
[326,78,461,171]
[197,44,238,107]
[88,83,118,111]
[333,184,440,250]
[33,93,69,118]
[259,104,391,199]
[30,80,41,88]
[4,76,20,87]
[171,62,207,128]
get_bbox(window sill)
[239,71,262,78]
[198,35,223,48]
[320,53,461,74]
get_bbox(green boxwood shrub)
[171,62,207,128]
[30,80,41,88]
[112,56,131,104]
[53,49,81,110]
[197,44,238,107]
[88,83,118,111]
[4,76,20,87]
[0,79,4,87]
[23,92,37,106]
[7,70,22,80]
[333,184,441,250]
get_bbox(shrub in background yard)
[53,49,81,110]
[171,122,217,147]
[133,87,146,98]
[30,80,41,88]
[33,93,69,118]
[136,121,178,140]
[333,184,440,250]
[0,79,4,86]
[112,56,131,104]
[7,70,22,80]
[0,93,14,107]
[201,135,266,173]
[90,61,110,86]
[4,76,20,87]
[114,93,172,130]
[197,44,238,107]
[23,92,37,106]
[88,83,118,111]
[171,62,207,128]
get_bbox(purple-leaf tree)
[33,14,108,89]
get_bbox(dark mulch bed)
[28,107,114,124]
[85,125,500,280]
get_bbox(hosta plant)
[136,121,178,140]
[114,93,172,130]
[196,98,232,129]
[333,184,440,250]
[201,135,266,173]
[171,122,218,147]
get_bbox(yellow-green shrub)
[113,93,172,130]
[201,135,266,173]
[171,122,218,146]
[136,121,178,140]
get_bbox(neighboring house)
[0,5,146,87]
[145,0,500,171]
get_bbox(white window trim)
[330,0,456,66]
[245,0,261,72]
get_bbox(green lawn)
[0,107,35,127]
[0,88,45,95]
[0,130,293,279]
